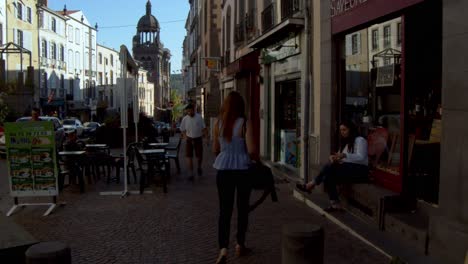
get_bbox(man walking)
[180,104,206,180]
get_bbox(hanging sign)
[5,121,58,197]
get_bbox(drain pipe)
[302,0,312,183]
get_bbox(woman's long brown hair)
[219,91,246,142]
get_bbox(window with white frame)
[372,29,378,50]
[75,51,80,69]
[85,51,89,70]
[27,7,32,23]
[60,45,64,61]
[51,43,57,60]
[75,28,80,44]
[16,30,24,47]
[98,53,102,64]
[110,54,114,66]
[384,25,391,48]
[51,18,57,32]
[68,25,73,42]
[68,49,74,72]
[41,40,47,58]
[351,34,359,54]
[39,11,44,28]
[17,3,23,20]
[85,32,89,47]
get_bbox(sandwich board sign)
[5,121,59,216]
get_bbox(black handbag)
[240,120,279,212]
[248,162,278,212]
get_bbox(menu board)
[5,122,58,197]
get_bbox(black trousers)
[217,170,251,249]
[315,162,369,201]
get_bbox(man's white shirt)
[180,113,205,138]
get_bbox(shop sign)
[331,0,369,17]
[376,64,394,87]
[261,36,300,64]
[5,122,58,197]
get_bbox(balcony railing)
[234,20,245,44]
[281,0,301,21]
[245,9,257,40]
[262,3,275,33]
[223,50,230,67]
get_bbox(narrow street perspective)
[0,139,389,263]
[1,0,467,263]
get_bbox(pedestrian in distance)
[297,119,369,211]
[31,107,41,121]
[212,91,258,264]
[180,104,207,180]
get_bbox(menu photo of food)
[31,137,51,146]
[31,148,54,163]
[8,148,31,164]
[33,166,55,178]
[34,178,57,191]
[11,179,34,191]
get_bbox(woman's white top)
[341,136,368,166]
[213,118,251,170]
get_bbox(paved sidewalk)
[0,139,388,264]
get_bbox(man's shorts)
[186,137,203,158]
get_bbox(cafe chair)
[165,136,182,174]
[113,143,138,184]
[135,146,168,194]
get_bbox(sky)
[48,0,189,72]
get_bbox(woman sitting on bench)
[297,120,369,212]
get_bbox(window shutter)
[29,7,33,23]
[24,31,32,51]
[345,35,352,56]
[13,29,17,44]
[22,5,26,22]
[357,32,361,55]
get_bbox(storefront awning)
[247,18,304,49]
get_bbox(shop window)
[275,79,300,168]
[339,13,441,202]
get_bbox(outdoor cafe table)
[147,143,169,148]
[137,148,168,193]
[85,144,107,148]
[58,151,86,193]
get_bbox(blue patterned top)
[213,118,251,170]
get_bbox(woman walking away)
[297,120,369,211]
[212,91,257,264]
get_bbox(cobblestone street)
[0,140,388,264]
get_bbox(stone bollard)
[282,223,324,264]
[25,241,71,264]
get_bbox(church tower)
[132,0,161,83]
